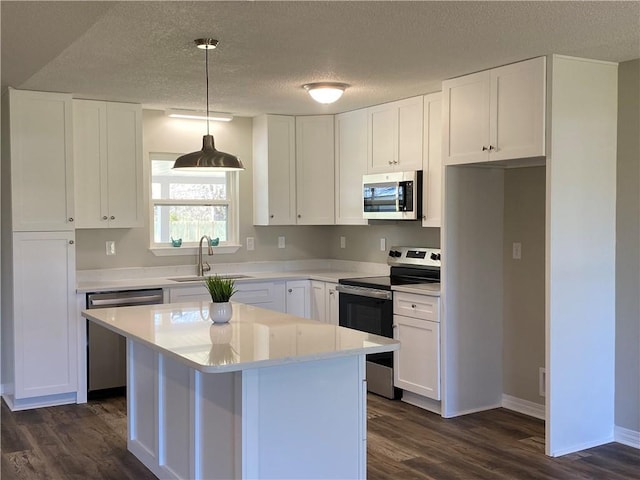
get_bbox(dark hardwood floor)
[2,394,639,479]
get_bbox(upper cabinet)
[367,96,423,174]
[443,56,546,166]
[253,114,335,226]
[8,89,75,231]
[253,115,297,226]
[73,100,143,228]
[335,109,368,225]
[296,115,335,225]
[422,92,442,228]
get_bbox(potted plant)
[204,275,238,323]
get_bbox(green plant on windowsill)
[204,275,238,303]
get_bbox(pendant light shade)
[173,38,244,171]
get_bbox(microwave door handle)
[398,182,406,211]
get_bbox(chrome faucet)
[197,235,214,277]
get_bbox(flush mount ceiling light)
[303,82,349,104]
[165,109,233,122]
[173,38,244,172]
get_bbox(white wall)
[615,58,640,438]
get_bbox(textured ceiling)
[2,1,639,117]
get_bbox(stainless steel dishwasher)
[86,288,164,396]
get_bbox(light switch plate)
[512,242,522,260]
[246,237,255,251]
[380,238,386,251]
[278,236,285,249]
[340,236,346,249]
[106,241,116,256]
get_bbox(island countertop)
[82,301,399,373]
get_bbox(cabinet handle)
[288,289,293,293]
[110,215,115,220]
[489,145,495,151]
[329,291,334,296]
[270,214,274,218]
[102,216,108,220]
[388,161,393,165]
[393,160,398,164]
[482,146,489,151]
[69,240,74,245]
[297,214,301,218]
[411,304,417,308]
[68,217,74,222]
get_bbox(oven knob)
[430,253,441,261]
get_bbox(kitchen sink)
[168,274,252,283]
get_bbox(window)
[150,153,239,251]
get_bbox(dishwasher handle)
[87,289,164,308]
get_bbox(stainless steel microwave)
[363,171,422,220]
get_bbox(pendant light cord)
[205,46,210,136]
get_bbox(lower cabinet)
[311,281,339,325]
[7,231,78,405]
[393,292,441,400]
[285,280,311,318]
[169,281,286,313]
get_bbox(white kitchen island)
[82,301,398,480]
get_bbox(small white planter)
[209,301,233,323]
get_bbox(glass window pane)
[153,205,228,243]
[151,160,227,200]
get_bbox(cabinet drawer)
[393,292,439,321]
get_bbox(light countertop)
[76,270,381,293]
[392,283,441,296]
[83,301,399,373]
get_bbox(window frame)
[148,152,241,256]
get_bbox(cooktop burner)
[339,246,441,290]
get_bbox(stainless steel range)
[337,246,441,399]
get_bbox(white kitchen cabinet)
[169,281,286,313]
[295,115,335,224]
[422,93,442,228]
[310,281,340,325]
[393,292,440,400]
[443,56,545,166]
[73,100,143,228]
[8,89,75,231]
[11,231,78,401]
[335,109,368,225]
[367,96,423,174]
[253,115,297,225]
[286,280,311,318]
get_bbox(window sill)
[150,244,242,256]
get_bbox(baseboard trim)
[615,425,640,449]
[502,394,545,420]
[549,435,615,457]
[441,402,503,418]
[2,392,77,411]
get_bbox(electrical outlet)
[278,236,285,249]
[246,237,255,251]
[512,242,522,260]
[340,236,346,249]
[539,367,546,397]
[380,238,386,251]
[106,241,116,256]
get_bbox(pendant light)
[173,38,244,171]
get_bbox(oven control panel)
[387,246,441,268]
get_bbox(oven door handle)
[336,284,393,300]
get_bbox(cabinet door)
[296,115,335,225]
[13,231,77,398]
[335,109,368,225]
[73,100,108,228]
[393,315,440,400]
[367,104,397,173]
[325,283,340,326]
[169,285,210,303]
[252,115,296,225]
[310,281,326,321]
[9,90,75,231]
[396,96,423,171]
[286,280,310,318]
[442,70,491,165]
[105,102,143,227]
[489,56,546,162]
[235,281,286,313]
[422,93,442,228]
